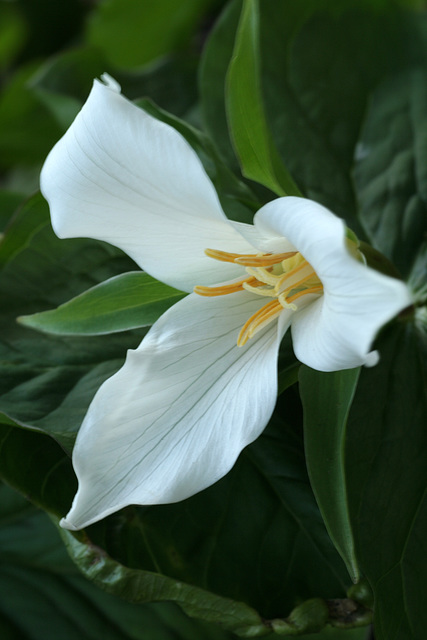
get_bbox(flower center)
[194,249,323,346]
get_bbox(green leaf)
[0,424,76,517]
[19,272,186,336]
[0,194,352,628]
[256,0,412,232]
[0,190,25,233]
[0,194,144,449]
[200,0,243,171]
[354,69,427,278]
[203,0,427,235]
[0,411,351,635]
[87,0,218,69]
[61,527,371,638]
[0,63,63,169]
[61,528,268,638]
[226,0,301,197]
[0,3,26,70]
[345,321,427,640]
[0,483,234,640]
[0,192,55,268]
[299,367,361,583]
[297,629,368,640]
[84,411,350,623]
[277,333,300,395]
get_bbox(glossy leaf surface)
[226,0,300,196]
[19,272,186,336]
[300,367,361,582]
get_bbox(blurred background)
[0,0,226,223]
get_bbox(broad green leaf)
[86,0,219,69]
[32,86,82,131]
[0,3,26,70]
[258,0,410,233]
[0,415,353,635]
[299,367,361,582]
[345,320,427,640]
[409,241,427,315]
[202,0,427,235]
[84,410,350,622]
[19,272,186,336]
[0,192,52,268]
[61,526,371,638]
[226,0,301,197]
[277,333,300,395]
[0,197,352,627]
[0,190,25,233]
[200,0,243,170]
[0,424,76,517]
[0,63,63,169]
[0,194,144,449]
[61,528,267,638]
[29,47,107,104]
[0,483,233,640]
[297,629,368,640]
[354,70,427,278]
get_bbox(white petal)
[60,291,283,530]
[231,220,296,254]
[40,77,257,292]
[257,197,412,371]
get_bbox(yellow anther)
[193,276,261,297]
[234,251,297,266]
[276,270,318,298]
[204,248,297,266]
[285,285,324,305]
[204,249,262,263]
[237,299,283,346]
[274,260,313,295]
[196,245,323,347]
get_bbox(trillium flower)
[40,76,412,531]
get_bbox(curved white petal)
[256,197,413,371]
[231,220,296,254]
[60,290,284,530]
[40,77,257,292]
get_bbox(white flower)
[40,76,412,530]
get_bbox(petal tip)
[99,73,121,94]
[364,350,380,368]
[59,516,80,531]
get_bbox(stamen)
[204,249,262,263]
[277,271,319,298]
[237,299,283,346]
[194,276,260,297]
[278,293,297,311]
[234,251,297,266]
[199,244,324,347]
[242,281,275,297]
[285,285,324,305]
[204,248,297,267]
[245,267,278,286]
[274,260,314,294]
